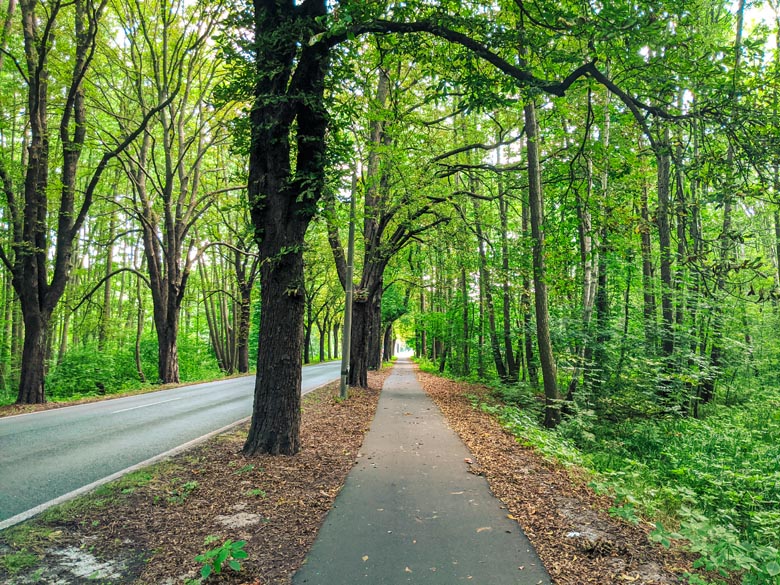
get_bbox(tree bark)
[525,99,561,428]
[639,155,657,351]
[242,0,329,455]
[521,194,539,389]
[244,244,306,455]
[474,199,507,380]
[461,265,470,375]
[656,130,675,361]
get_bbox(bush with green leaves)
[480,382,780,584]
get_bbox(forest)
[1,0,780,582]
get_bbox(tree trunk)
[420,289,427,358]
[656,131,675,361]
[99,199,116,352]
[17,310,47,404]
[521,194,539,389]
[349,297,371,387]
[497,163,518,381]
[367,289,383,370]
[640,162,657,351]
[135,276,146,384]
[474,200,507,380]
[332,320,340,360]
[525,99,561,428]
[243,244,306,455]
[461,265,470,375]
[383,323,393,362]
[157,323,180,384]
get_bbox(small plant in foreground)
[167,479,198,504]
[188,536,248,583]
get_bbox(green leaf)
[767,560,780,576]
[200,565,212,579]
[233,550,248,559]
[228,560,241,571]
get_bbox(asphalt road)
[0,361,341,529]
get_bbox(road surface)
[0,361,341,529]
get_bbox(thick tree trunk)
[349,297,372,387]
[525,100,561,428]
[17,310,47,404]
[154,290,181,383]
[243,246,305,455]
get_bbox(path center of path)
[293,359,551,584]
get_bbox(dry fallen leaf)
[362,555,369,562]
[476,526,492,533]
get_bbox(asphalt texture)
[0,361,340,527]
[293,359,551,585]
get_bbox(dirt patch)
[416,369,729,585]
[0,370,388,584]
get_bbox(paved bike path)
[293,359,551,584]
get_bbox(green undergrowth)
[482,397,780,584]
[420,358,780,585]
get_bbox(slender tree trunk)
[474,200,507,380]
[332,320,340,360]
[497,160,518,381]
[525,100,560,427]
[640,162,657,351]
[701,0,745,405]
[98,201,116,352]
[570,155,595,399]
[420,289,427,358]
[461,265,470,375]
[657,131,675,362]
[521,194,539,389]
[383,323,393,362]
[589,84,611,395]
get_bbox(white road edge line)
[112,397,183,413]
[0,376,255,421]
[0,376,336,532]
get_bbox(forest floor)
[0,364,727,584]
